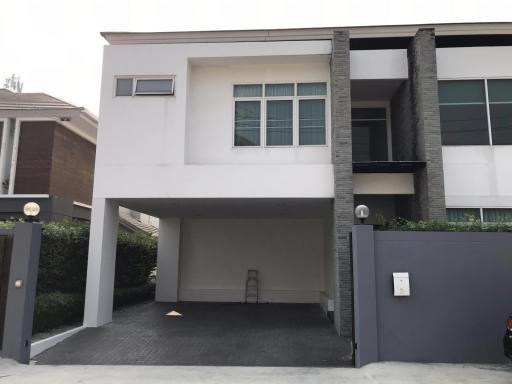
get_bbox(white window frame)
[232,81,329,149]
[114,75,176,97]
[438,76,512,147]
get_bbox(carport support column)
[155,218,181,302]
[84,198,119,327]
[330,29,354,337]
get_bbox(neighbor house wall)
[13,121,54,194]
[49,124,95,204]
[437,46,512,210]
[178,218,325,303]
[13,121,95,204]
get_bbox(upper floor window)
[115,77,175,96]
[233,82,327,147]
[351,107,389,161]
[439,79,512,146]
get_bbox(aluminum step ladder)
[245,269,258,303]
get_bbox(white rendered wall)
[350,49,408,79]
[437,47,512,209]
[95,41,334,200]
[178,218,325,303]
[186,62,330,165]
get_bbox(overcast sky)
[0,0,510,115]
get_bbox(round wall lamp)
[23,202,41,222]
[354,204,370,224]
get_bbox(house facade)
[0,90,97,221]
[85,23,512,338]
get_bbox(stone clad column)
[408,28,447,221]
[330,29,354,337]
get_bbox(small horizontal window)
[116,78,133,96]
[135,79,174,95]
[446,208,481,222]
[234,84,262,97]
[483,208,512,223]
[297,82,327,96]
[265,83,294,97]
[115,77,175,96]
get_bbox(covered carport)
[35,198,352,366]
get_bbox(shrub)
[381,217,512,232]
[113,283,156,308]
[33,284,156,333]
[33,292,84,333]
[23,219,158,334]
[36,220,157,295]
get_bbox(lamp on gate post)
[23,202,40,223]
[354,204,370,224]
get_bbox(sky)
[0,0,510,115]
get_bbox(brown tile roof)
[0,89,78,110]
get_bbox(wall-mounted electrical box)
[393,272,410,296]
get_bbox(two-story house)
[83,23,512,342]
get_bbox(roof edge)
[101,22,512,45]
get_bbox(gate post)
[1,222,42,363]
[352,224,378,367]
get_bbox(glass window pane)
[116,78,133,96]
[135,79,173,94]
[483,208,512,222]
[352,120,388,161]
[489,104,512,145]
[446,208,481,222]
[234,101,260,146]
[487,79,512,103]
[488,80,512,145]
[265,84,294,97]
[438,80,485,104]
[440,104,489,145]
[352,108,386,120]
[297,82,327,96]
[299,99,326,145]
[234,84,262,97]
[266,100,293,146]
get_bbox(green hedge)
[381,217,512,232]
[33,284,156,333]
[36,221,157,294]
[12,220,159,334]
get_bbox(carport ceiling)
[116,198,332,219]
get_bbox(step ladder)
[245,270,259,304]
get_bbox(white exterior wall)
[178,218,325,303]
[437,47,512,209]
[186,62,331,165]
[95,40,335,200]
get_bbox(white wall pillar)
[155,218,181,302]
[83,198,119,327]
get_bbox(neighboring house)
[83,23,512,340]
[0,89,96,221]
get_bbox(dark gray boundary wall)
[1,223,42,364]
[352,225,512,366]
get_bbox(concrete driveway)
[34,302,351,366]
[0,359,511,383]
